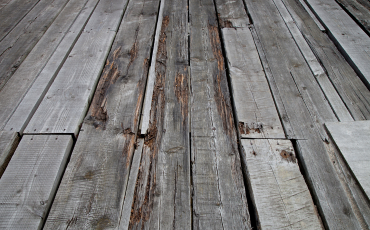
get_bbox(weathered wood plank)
[241,139,323,229]
[325,121,370,199]
[2,0,100,134]
[0,0,14,10]
[336,0,370,35]
[44,0,160,228]
[189,0,251,228]
[0,131,19,178]
[0,0,69,89]
[215,0,249,28]
[281,0,370,120]
[129,0,191,228]
[24,0,129,136]
[305,0,370,88]
[222,27,286,138]
[297,0,325,31]
[0,135,73,229]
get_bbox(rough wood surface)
[0,131,19,178]
[0,0,97,132]
[0,0,69,90]
[0,135,73,230]
[2,0,99,134]
[44,0,160,228]
[129,0,191,228]
[24,0,129,136]
[241,139,323,229]
[190,0,251,228]
[336,0,370,35]
[215,0,250,28]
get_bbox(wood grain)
[0,131,19,178]
[336,0,370,35]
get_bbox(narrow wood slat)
[305,0,370,88]
[0,0,69,89]
[190,0,251,228]
[129,0,191,228]
[0,131,19,178]
[297,0,325,31]
[2,0,100,134]
[241,139,323,229]
[44,0,160,227]
[0,135,73,229]
[24,0,129,136]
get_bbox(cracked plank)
[241,139,323,229]
[0,135,73,229]
[190,0,251,228]
[129,0,191,228]
[44,0,160,228]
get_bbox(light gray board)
[0,0,14,10]
[281,0,370,120]
[129,0,191,227]
[44,0,160,227]
[2,0,100,134]
[241,139,323,229]
[190,0,251,228]
[0,131,19,178]
[305,0,370,88]
[0,135,73,230]
[0,0,69,90]
[214,0,250,28]
[336,0,370,35]
[25,0,128,136]
[0,0,39,41]
[325,121,370,199]
[221,27,286,138]
[272,0,353,122]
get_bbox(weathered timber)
[44,0,160,228]
[241,139,323,229]
[0,0,39,41]
[272,0,353,122]
[2,0,99,134]
[0,135,73,229]
[214,0,249,28]
[189,0,251,228]
[336,0,370,35]
[0,0,69,90]
[244,0,363,228]
[24,0,129,136]
[0,0,97,132]
[281,0,370,120]
[129,0,191,228]
[297,0,325,31]
[222,27,285,138]
[0,131,19,178]
[325,121,370,199]
[305,0,370,88]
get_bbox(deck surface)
[0,0,370,229]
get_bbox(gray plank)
[297,0,325,31]
[129,0,191,228]
[189,0,251,228]
[241,139,323,229]
[336,0,370,35]
[24,0,129,136]
[0,135,73,230]
[0,131,19,178]
[44,0,160,227]
[305,0,370,88]
[222,27,286,138]
[0,0,14,10]
[215,0,249,28]
[325,121,370,199]
[2,0,100,134]
[0,0,69,89]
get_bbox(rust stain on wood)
[174,67,189,126]
[218,15,234,28]
[280,150,296,163]
[239,122,263,135]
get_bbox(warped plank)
[305,0,370,88]
[0,135,73,229]
[129,0,191,228]
[0,131,19,178]
[24,0,128,136]
[0,0,69,89]
[241,139,323,229]
[2,0,100,133]
[325,121,370,199]
[44,0,160,227]
[0,0,39,41]
[190,0,251,228]
[281,0,370,120]
[222,27,286,138]
[336,0,370,35]
[244,0,363,228]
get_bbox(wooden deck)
[0,0,370,229]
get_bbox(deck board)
[0,131,19,178]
